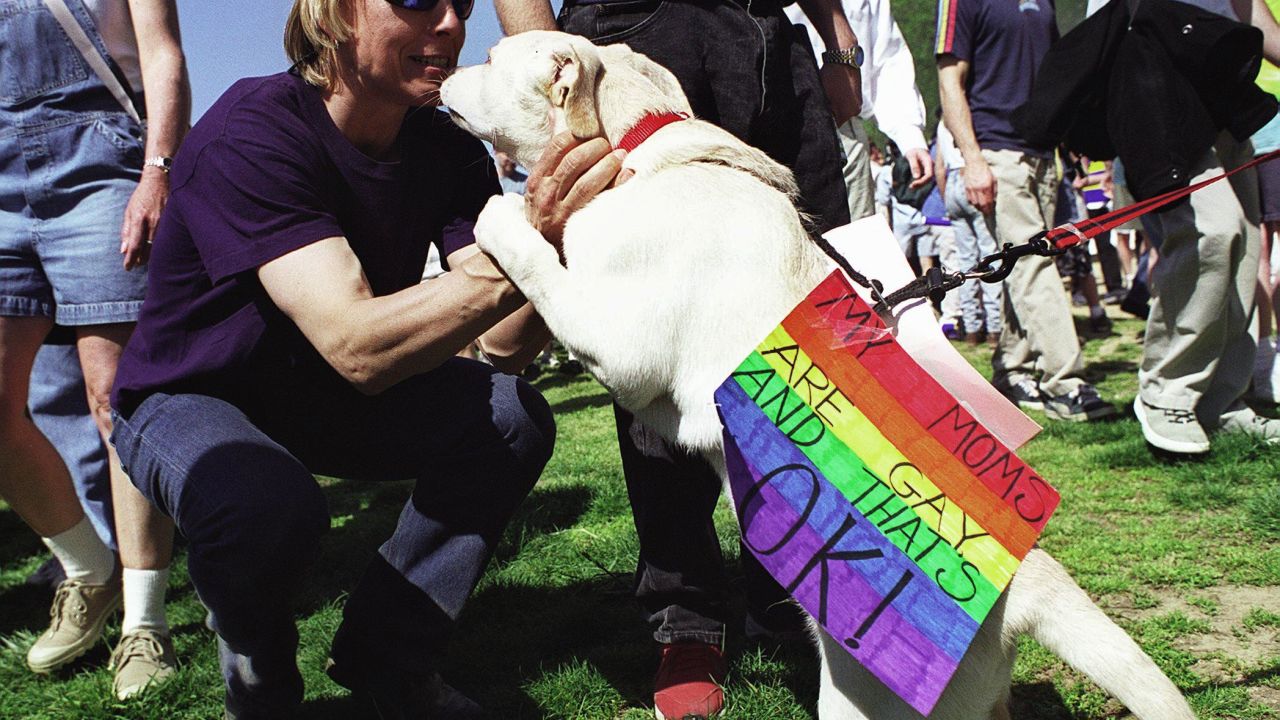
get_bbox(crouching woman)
[105,0,612,716]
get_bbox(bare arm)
[937,55,995,215]
[121,0,190,269]
[795,0,863,122]
[258,239,535,394]
[934,146,947,199]
[457,245,552,369]
[1241,0,1280,64]
[494,0,558,34]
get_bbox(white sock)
[121,567,171,635]
[42,516,115,585]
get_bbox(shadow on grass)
[0,582,54,636]
[1010,681,1077,719]
[549,392,613,415]
[0,509,45,572]
[291,479,597,627]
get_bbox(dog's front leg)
[474,193,566,293]
[474,193,599,355]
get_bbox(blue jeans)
[29,338,115,549]
[0,0,147,325]
[561,0,844,645]
[111,359,554,718]
[560,0,849,235]
[946,169,1003,335]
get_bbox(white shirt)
[786,0,928,152]
[936,121,965,171]
[83,0,143,95]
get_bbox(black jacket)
[1012,0,1276,201]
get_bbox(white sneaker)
[1215,403,1280,444]
[1134,397,1210,454]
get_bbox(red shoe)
[653,641,727,719]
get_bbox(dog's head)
[440,31,690,168]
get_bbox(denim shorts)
[0,0,147,326]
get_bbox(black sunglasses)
[385,0,474,19]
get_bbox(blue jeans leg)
[111,359,553,718]
[946,174,1003,334]
[28,340,115,549]
[112,393,328,719]
[615,405,729,645]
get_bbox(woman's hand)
[120,167,170,270]
[522,133,627,249]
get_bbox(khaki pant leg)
[1140,133,1260,422]
[837,119,877,220]
[984,150,1085,396]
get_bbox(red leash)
[1045,148,1280,250]
[873,147,1280,310]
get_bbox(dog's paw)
[474,193,537,259]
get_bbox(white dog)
[441,31,1195,720]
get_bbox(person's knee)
[185,450,328,575]
[83,383,114,439]
[494,375,556,481]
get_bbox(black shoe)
[521,362,543,380]
[1088,312,1113,335]
[1101,288,1127,305]
[1120,282,1150,319]
[326,658,483,720]
[1043,384,1117,422]
[558,359,585,376]
[999,378,1045,412]
[24,556,66,594]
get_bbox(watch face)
[854,45,865,67]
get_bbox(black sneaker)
[1043,384,1117,422]
[1088,312,1113,335]
[999,378,1045,412]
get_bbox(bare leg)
[0,316,85,536]
[1115,229,1135,282]
[1260,221,1278,339]
[76,325,173,570]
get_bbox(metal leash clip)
[968,231,1063,285]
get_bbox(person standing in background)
[494,0,860,716]
[1,0,190,700]
[788,0,934,219]
[936,0,1117,421]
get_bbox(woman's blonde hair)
[284,0,352,90]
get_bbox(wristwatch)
[822,43,864,69]
[144,155,173,173]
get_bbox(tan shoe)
[27,578,121,673]
[110,628,177,700]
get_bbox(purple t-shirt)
[112,71,499,416]
[935,0,1059,154]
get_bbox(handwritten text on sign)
[715,270,1060,714]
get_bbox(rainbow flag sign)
[716,269,1060,714]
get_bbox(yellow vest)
[1259,0,1280,96]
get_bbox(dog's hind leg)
[1002,549,1195,720]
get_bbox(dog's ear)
[548,43,603,138]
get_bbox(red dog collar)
[615,111,690,152]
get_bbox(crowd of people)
[0,0,1277,718]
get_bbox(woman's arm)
[258,237,529,394]
[122,0,191,269]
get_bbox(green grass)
[2,312,1279,719]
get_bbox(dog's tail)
[1005,549,1196,720]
